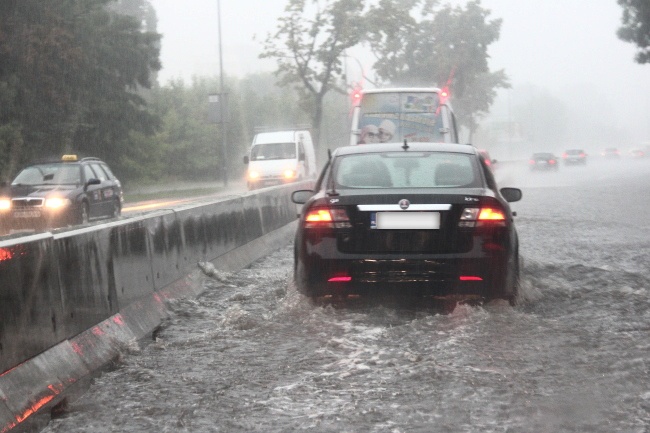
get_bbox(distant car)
[562,149,587,165]
[0,155,123,233]
[529,152,559,171]
[291,142,522,306]
[478,149,497,170]
[630,148,646,158]
[602,148,621,159]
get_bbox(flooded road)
[42,157,650,433]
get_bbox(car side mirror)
[291,189,313,205]
[500,187,522,203]
[84,178,101,190]
[243,155,249,164]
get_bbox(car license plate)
[13,210,41,218]
[371,212,440,229]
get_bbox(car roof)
[332,142,477,157]
[361,87,442,95]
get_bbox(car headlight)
[248,170,260,180]
[0,198,11,211]
[44,197,72,209]
[283,169,296,179]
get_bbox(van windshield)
[357,92,445,144]
[251,142,296,161]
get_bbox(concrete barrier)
[0,181,312,432]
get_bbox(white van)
[243,130,317,190]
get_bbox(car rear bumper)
[296,240,514,300]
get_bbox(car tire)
[295,259,318,299]
[78,202,89,225]
[506,252,521,306]
[485,250,519,305]
[112,198,121,218]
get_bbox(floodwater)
[41,156,650,433]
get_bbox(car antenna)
[326,149,339,196]
[402,139,409,151]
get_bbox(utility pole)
[217,0,228,186]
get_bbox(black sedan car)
[529,152,559,171]
[0,155,123,233]
[291,142,522,305]
[562,149,587,165]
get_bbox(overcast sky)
[150,0,650,143]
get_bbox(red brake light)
[350,84,363,105]
[549,159,556,165]
[328,276,352,282]
[304,207,351,228]
[459,206,507,227]
[460,276,483,281]
[305,209,332,223]
[478,208,505,221]
[0,248,12,261]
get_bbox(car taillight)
[529,160,536,165]
[304,207,351,228]
[459,206,506,227]
[549,159,556,165]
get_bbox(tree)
[260,0,365,153]
[0,0,161,179]
[365,0,509,141]
[617,0,650,64]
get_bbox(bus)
[349,87,459,146]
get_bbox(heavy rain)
[1,0,650,432]
[41,157,650,432]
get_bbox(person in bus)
[378,119,396,143]
[358,124,380,144]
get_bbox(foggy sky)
[150,0,650,144]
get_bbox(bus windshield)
[354,91,446,145]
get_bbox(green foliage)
[617,0,650,64]
[0,0,161,179]
[260,0,366,151]
[119,73,311,184]
[365,0,509,136]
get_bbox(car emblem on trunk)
[399,199,410,210]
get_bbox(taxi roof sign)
[61,154,78,161]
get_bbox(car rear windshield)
[12,163,81,186]
[333,152,481,189]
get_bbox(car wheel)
[295,259,318,299]
[506,251,521,306]
[78,202,89,225]
[112,198,121,218]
